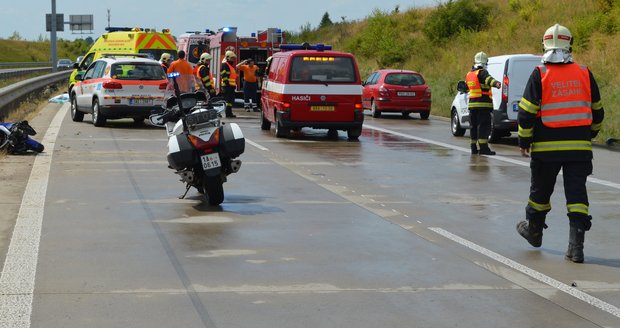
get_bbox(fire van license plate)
[200,153,221,170]
[397,91,416,96]
[129,98,153,105]
[310,105,335,111]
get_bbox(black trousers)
[526,159,593,230]
[243,81,258,107]
[469,108,491,142]
[223,85,236,116]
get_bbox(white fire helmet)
[225,50,237,61]
[199,52,212,64]
[474,51,488,68]
[542,24,572,52]
[160,53,171,63]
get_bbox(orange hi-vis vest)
[538,63,592,128]
[223,62,237,87]
[466,69,492,99]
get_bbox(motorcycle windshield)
[163,73,208,108]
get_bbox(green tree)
[423,0,491,41]
[319,12,333,29]
[8,31,23,41]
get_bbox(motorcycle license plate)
[200,153,221,170]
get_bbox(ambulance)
[69,27,177,94]
[179,27,285,95]
[260,43,364,140]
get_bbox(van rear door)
[287,55,361,122]
[505,56,541,120]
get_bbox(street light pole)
[50,0,57,72]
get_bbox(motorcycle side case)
[219,123,245,158]
[167,134,197,170]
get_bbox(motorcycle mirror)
[149,114,166,127]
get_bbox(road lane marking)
[364,124,620,190]
[429,227,620,319]
[0,103,67,327]
[245,138,269,151]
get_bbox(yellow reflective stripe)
[478,139,488,144]
[591,122,602,131]
[470,140,477,145]
[592,101,603,110]
[531,140,592,152]
[519,98,539,114]
[528,199,551,212]
[518,125,533,138]
[468,102,493,108]
[567,203,589,215]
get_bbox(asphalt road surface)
[1,102,619,327]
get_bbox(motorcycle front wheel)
[203,175,224,206]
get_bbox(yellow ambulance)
[69,27,177,93]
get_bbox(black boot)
[565,225,585,263]
[479,143,496,155]
[470,143,478,155]
[516,218,547,247]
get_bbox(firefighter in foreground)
[465,51,501,155]
[221,51,238,118]
[515,24,604,263]
[196,53,216,97]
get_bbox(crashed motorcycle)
[0,120,44,154]
[149,73,245,205]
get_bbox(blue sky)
[2,0,437,41]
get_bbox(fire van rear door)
[289,89,360,122]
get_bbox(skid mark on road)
[0,103,67,327]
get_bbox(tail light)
[159,82,167,90]
[282,102,291,111]
[378,86,389,97]
[102,81,123,89]
[354,103,363,110]
[502,75,509,103]
[188,129,220,152]
[424,88,432,99]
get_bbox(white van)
[450,54,542,142]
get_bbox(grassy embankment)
[288,0,619,141]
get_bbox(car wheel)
[488,113,501,143]
[402,111,410,118]
[419,111,430,120]
[347,126,362,141]
[451,109,465,136]
[71,96,84,122]
[260,111,271,130]
[275,117,289,138]
[371,100,381,118]
[92,99,106,127]
[327,129,339,139]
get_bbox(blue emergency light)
[167,72,180,78]
[280,43,332,51]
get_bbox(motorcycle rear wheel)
[203,175,224,206]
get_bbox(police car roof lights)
[280,43,332,52]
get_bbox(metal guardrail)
[0,62,52,68]
[0,70,71,119]
[0,67,53,79]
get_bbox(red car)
[362,69,431,119]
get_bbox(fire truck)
[176,27,285,95]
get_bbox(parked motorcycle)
[0,120,44,154]
[149,73,245,205]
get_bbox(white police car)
[70,55,167,127]
[450,54,542,142]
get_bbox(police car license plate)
[311,105,335,111]
[200,153,221,170]
[397,91,416,96]
[129,98,153,105]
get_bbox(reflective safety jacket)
[196,64,215,93]
[466,69,497,109]
[517,62,604,162]
[220,61,237,87]
[539,64,592,128]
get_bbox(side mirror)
[73,62,79,69]
[457,80,468,93]
[75,73,84,81]
[149,113,165,127]
[361,81,366,86]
